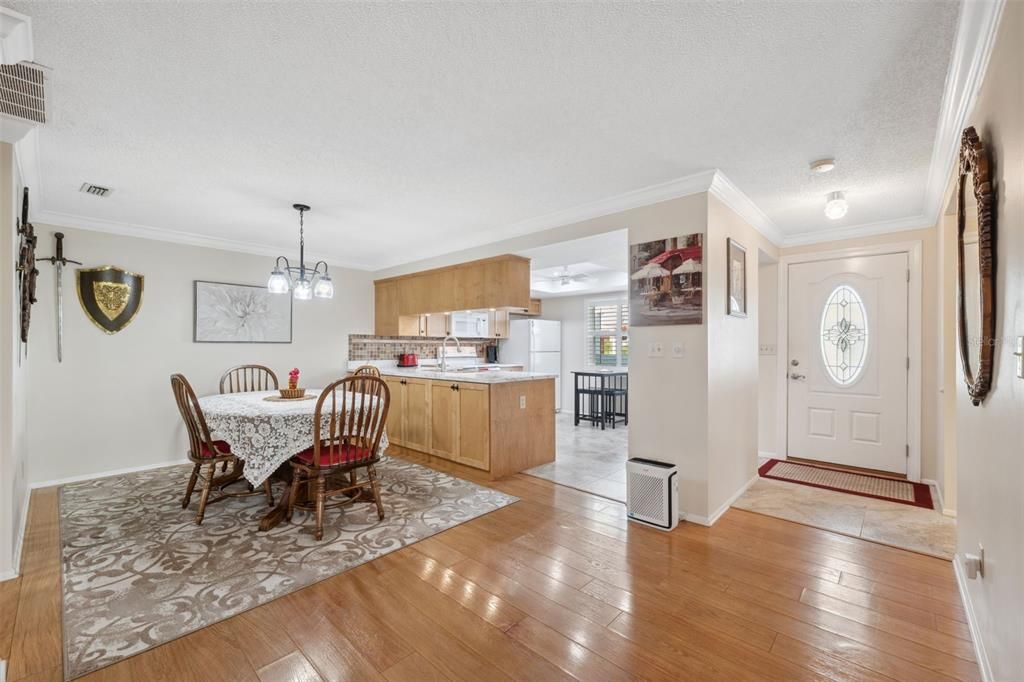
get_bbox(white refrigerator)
[502,319,562,411]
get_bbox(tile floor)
[734,461,956,559]
[524,412,627,502]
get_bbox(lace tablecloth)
[198,390,389,486]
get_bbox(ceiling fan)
[547,267,590,287]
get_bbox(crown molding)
[921,0,1006,227]
[33,209,365,270]
[780,213,934,248]
[708,171,785,245]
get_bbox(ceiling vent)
[79,183,112,197]
[0,62,45,124]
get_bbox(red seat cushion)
[293,443,372,467]
[200,440,232,458]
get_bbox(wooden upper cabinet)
[374,255,531,334]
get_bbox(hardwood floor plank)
[382,653,451,682]
[769,634,895,682]
[257,651,324,682]
[0,576,21,660]
[505,617,633,682]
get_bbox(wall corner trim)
[953,554,993,682]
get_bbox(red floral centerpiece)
[280,368,305,399]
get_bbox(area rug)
[758,459,934,509]
[59,456,517,679]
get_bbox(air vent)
[79,183,112,197]
[0,62,46,124]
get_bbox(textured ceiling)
[12,1,960,269]
[521,230,628,298]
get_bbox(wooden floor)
[1,452,976,682]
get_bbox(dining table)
[198,389,389,530]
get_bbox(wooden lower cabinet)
[383,375,554,477]
[454,382,490,470]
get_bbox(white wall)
[0,142,30,579]
[757,262,778,457]
[952,3,1023,679]
[24,225,374,485]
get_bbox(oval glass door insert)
[820,285,868,385]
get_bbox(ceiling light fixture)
[810,158,836,174]
[267,203,334,300]
[824,191,848,220]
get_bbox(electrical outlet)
[648,342,664,358]
[672,342,686,358]
[519,395,526,409]
[759,343,777,356]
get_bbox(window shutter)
[585,296,629,368]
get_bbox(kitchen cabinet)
[426,313,449,337]
[381,372,555,478]
[398,314,427,337]
[455,382,490,469]
[374,254,531,334]
[526,298,542,316]
[429,381,458,459]
[490,310,510,338]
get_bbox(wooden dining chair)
[286,376,390,540]
[352,365,381,378]
[170,373,274,524]
[219,365,279,394]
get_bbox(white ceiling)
[12,1,961,270]
[519,230,627,299]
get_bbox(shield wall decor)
[77,266,144,334]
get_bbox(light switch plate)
[1014,336,1024,379]
[519,395,527,409]
[648,342,664,358]
[672,342,686,358]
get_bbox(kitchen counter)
[379,366,555,385]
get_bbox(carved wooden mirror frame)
[956,126,996,406]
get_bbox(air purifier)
[626,458,679,530]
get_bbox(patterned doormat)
[758,459,934,509]
[59,456,517,680]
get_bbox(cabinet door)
[402,378,432,452]
[398,315,426,336]
[491,310,510,338]
[429,381,458,460]
[456,383,490,470]
[374,281,400,336]
[425,313,447,337]
[382,377,405,446]
[528,298,542,316]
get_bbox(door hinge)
[907,356,910,370]
[907,268,911,282]
[906,444,910,458]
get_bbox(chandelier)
[267,203,333,300]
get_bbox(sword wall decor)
[39,232,82,363]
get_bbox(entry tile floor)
[524,412,627,502]
[734,462,956,559]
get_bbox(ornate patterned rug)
[59,456,517,679]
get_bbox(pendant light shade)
[267,204,333,301]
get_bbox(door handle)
[789,372,806,381]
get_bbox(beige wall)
[0,143,30,578]
[780,227,942,487]
[706,196,777,515]
[758,262,778,456]
[952,3,1023,679]
[24,226,374,485]
[532,294,593,411]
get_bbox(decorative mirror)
[956,126,996,406]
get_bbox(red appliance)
[397,353,418,367]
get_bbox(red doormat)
[758,459,934,509]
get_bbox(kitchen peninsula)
[350,362,556,479]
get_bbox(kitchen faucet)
[440,334,462,372]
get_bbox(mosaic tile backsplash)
[348,334,492,362]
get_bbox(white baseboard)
[953,554,992,682]
[683,474,759,527]
[757,451,777,460]
[1,658,7,682]
[30,458,188,490]
[9,490,31,579]
[921,478,945,512]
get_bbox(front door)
[787,253,909,474]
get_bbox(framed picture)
[727,238,747,317]
[193,280,293,343]
[629,233,703,326]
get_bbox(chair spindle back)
[312,376,390,471]
[219,365,279,394]
[170,373,218,461]
[352,365,382,378]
